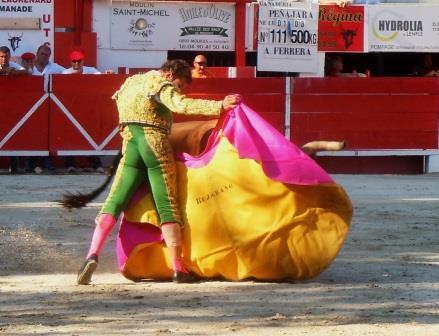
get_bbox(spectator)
[325,55,367,77]
[20,52,36,74]
[32,43,65,76]
[191,54,211,78]
[62,50,104,174]
[409,54,439,77]
[0,46,28,76]
[62,50,100,74]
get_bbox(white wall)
[93,0,167,72]
[92,0,438,72]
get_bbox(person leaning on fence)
[62,50,101,75]
[20,52,36,75]
[409,54,439,77]
[75,59,241,285]
[325,55,367,78]
[191,54,211,79]
[0,46,28,76]
[32,43,65,76]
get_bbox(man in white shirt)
[62,50,100,74]
[32,43,65,76]
[0,45,28,76]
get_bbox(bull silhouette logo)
[340,26,357,49]
[8,33,23,52]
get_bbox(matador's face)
[162,70,188,92]
[172,77,188,92]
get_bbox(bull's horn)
[302,141,346,155]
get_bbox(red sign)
[318,5,365,52]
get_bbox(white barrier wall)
[92,0,167,72]
[91,0,439,72]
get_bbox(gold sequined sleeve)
[158,84,222,116]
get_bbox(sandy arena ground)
[0,173,438,335]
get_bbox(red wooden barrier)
[2,74,439,174]
[181,78,285,133]
[203,66,230,78]
[49,74,126,154]
[0,76,49,155]
[119,67,233,78]
[235,66,256,78]
[194,66,257,78]
[118,66,257,78]
[48,75,284,155]
[290,78,439,149]
[118,67,155,75]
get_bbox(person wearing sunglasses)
[62,50,100,75]
[191,54,211,78]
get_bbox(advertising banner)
[318,5,365,52]
[111,1,235,51]
[257,1,318,73]
[368,4,439,52]
[0,0,54,58]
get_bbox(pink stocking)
[86,213,116,258]
[161,222,188,273]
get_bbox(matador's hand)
[221,94,242,112]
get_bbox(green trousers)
[101,124,181,225]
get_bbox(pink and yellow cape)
[116,104,353,281]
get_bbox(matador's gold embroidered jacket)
[113,70,222,132]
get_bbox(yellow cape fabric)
[122,138,352,281]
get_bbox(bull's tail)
[58,152,122,209]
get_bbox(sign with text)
[257,1,318,73]
[368,4,439,52]
[0,1,54,58]
[318,5,365,52]
[111,1,235,51]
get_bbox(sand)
[0,174,438,335]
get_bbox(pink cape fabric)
[116,104,333,270]
[177,104,333,184]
